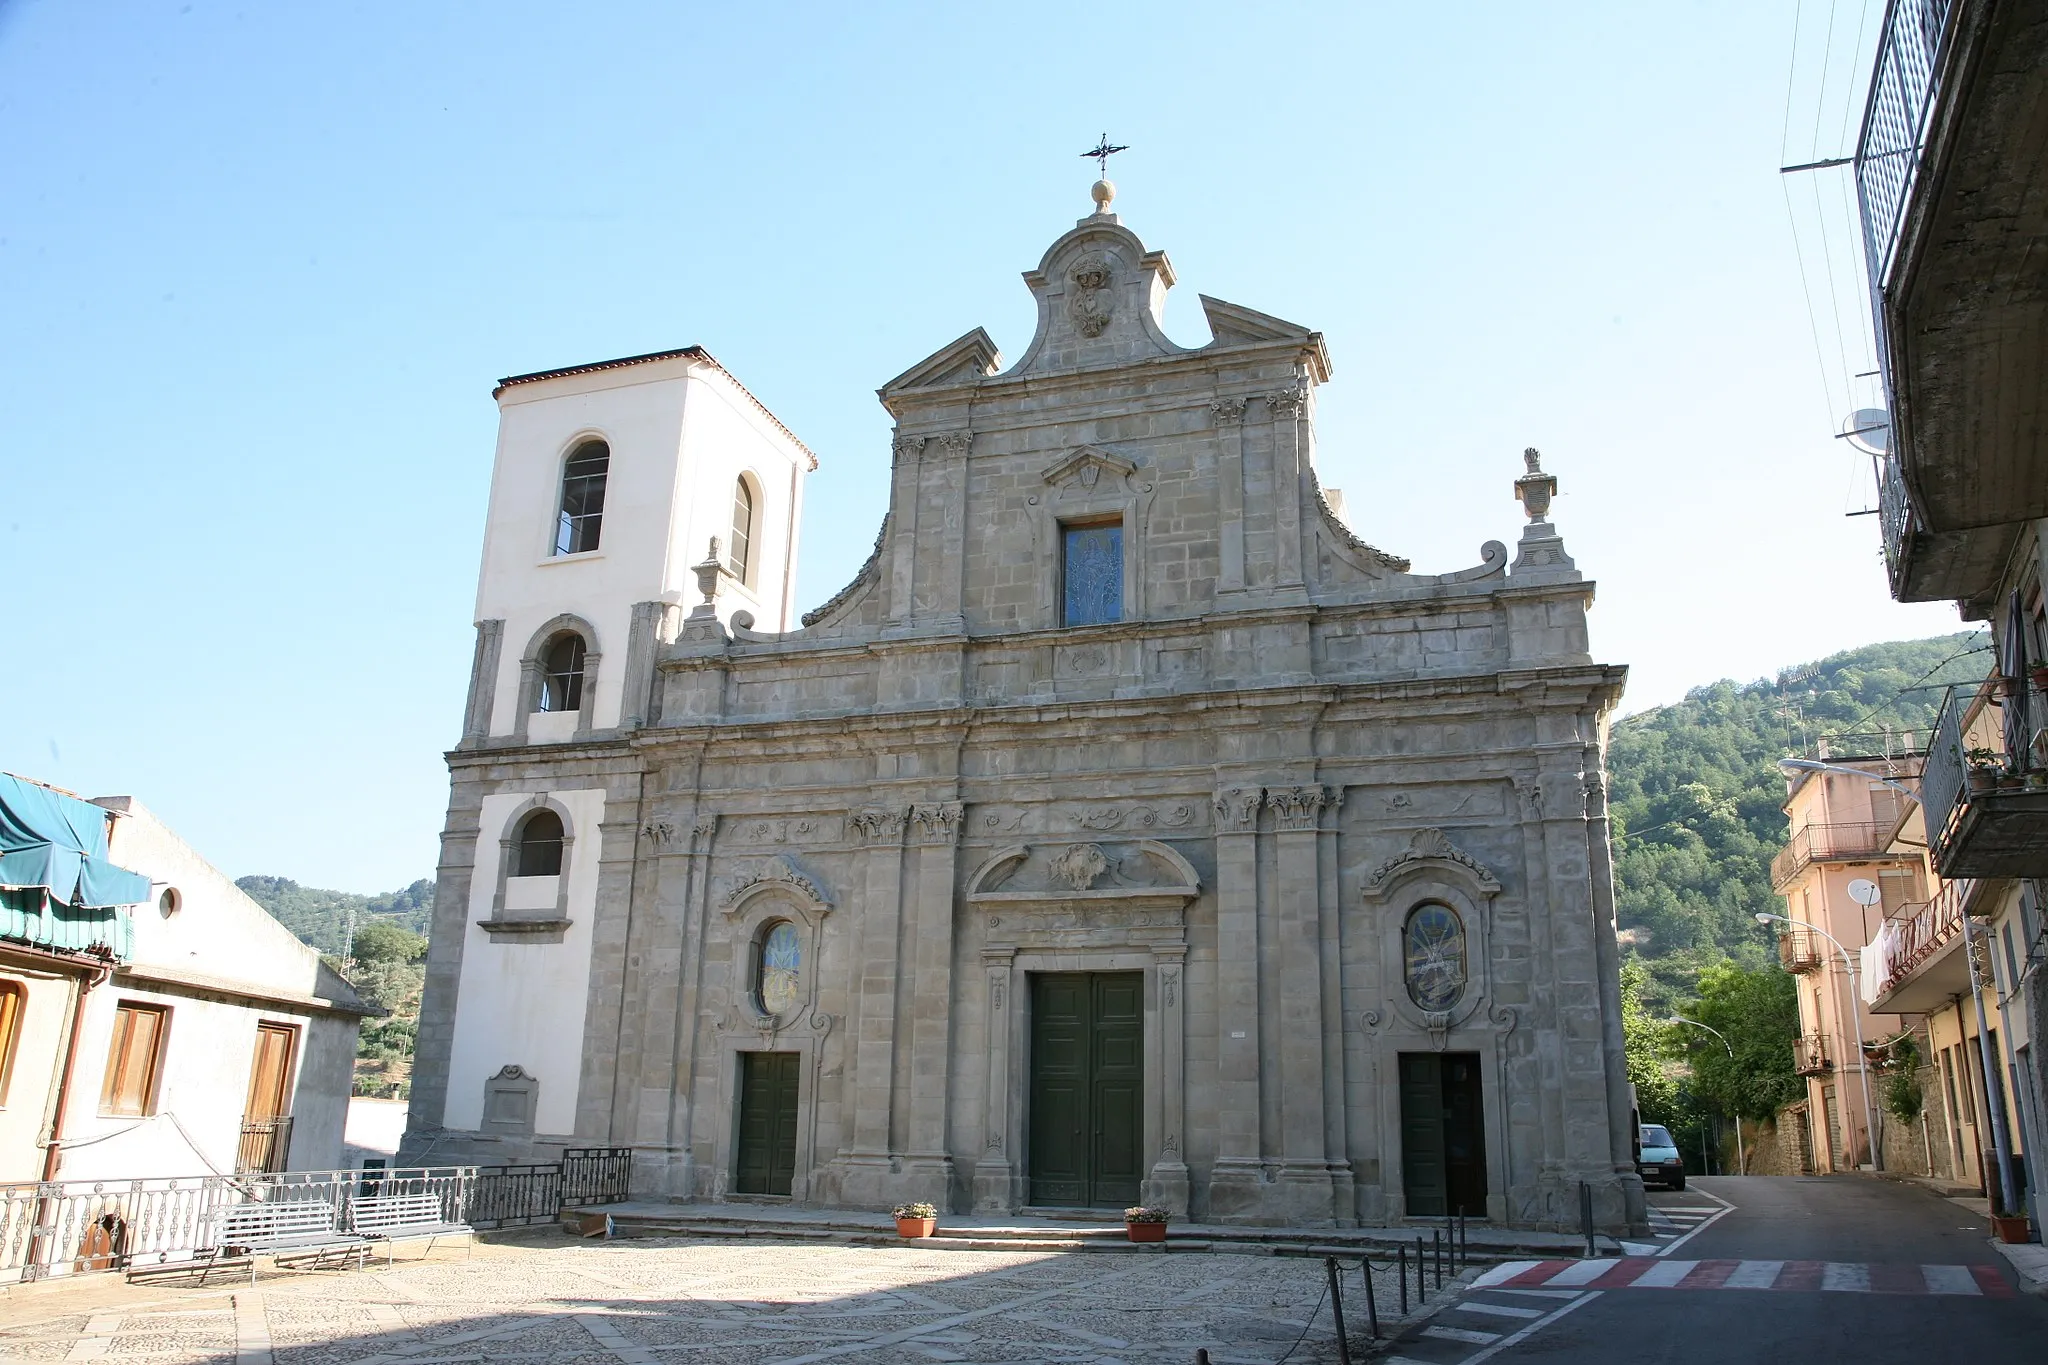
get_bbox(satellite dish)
[1847,878,1882,907]
[1841,408,1889,457]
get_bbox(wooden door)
[1400,1052,1487,1217]
[1029,972,1143,1208]
[245,1024,297,1121]
[735,1051,801,1196]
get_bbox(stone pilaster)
[1266,388,1307,590]
[885,436,923,623]
[974,949,1020,1210]
[904,801,963,1203]
[1268,785,1339,1224]
[1207,785,1267,1215]
[1584,765,1648,1233]
[833,805,909,1203]
[928,433,972,631]
[1512,775,1569,1225]
[1143,946,1191,1215]
[461,620,503,745]
[653,812,718,1199]
[1211,399,1248,593]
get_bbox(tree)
[1675,961,1803,1120]
[1620,959,1677,1123]
[351,920,427,964]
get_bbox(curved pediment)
[1361,828,1500,901]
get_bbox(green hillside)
[236,875,434,957]
[1609,630,1988,1006]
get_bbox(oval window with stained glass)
[757,921,801,1016]
[1404,903,1466,1011]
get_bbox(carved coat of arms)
[1068,254,1115,337]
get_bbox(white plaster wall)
[0,968,75,1183]
[442,787,605,1134]
[475,357,811,740]
[343,1096,408,1164]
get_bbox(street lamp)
[1756,911,1883,1172]
[1668,1015,1746,1174]
[1773,757,2021,1211]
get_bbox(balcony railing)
[1856,0,1958,298]
[1770,821,1900,889]
[1923,680,2048,877]
[1873,876,1974,1000]
[234,1117,293,1176]
[1778,928,1826,974]
[1794,1033,1835,1076]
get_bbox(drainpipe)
[28,957,107,1277]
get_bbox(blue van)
[1639,1124,1686,1191]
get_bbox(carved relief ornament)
[911,801,965,844]
[1361,827,1502,901]
[850,807,907,843]
[1068,252,1116,337]
[721,855,832,914]
[1212,788,1262,834]
[1265,785,1331,832]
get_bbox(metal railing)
[1855,0,1958,297]
[1875,876,1975,998]
[235,1117,294,1175]
[1778,928,1827,974]
[1794,1033,1835,1075]
[1770,821,1900,888]
[0,1166,475,1283]
[470,1147,631,1230]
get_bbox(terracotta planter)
[1126,1220,1167,1242]
[1990,1214,2031,1245]
[1968,770,1998,795]
[895,1217,936,1239]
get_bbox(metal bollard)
[1580,1181,1595,1258]
[1397,1245,1408,1314]
[1325,1256,1352,1365]
[1416,1235,1427,1301]
[1361,1258,1380,1339]
[1433,1229,1443,1288]
[1458,1211,1467,1267]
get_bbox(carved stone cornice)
[1209,397,1248,426]
[910,801,965,844]
[1212,787,1262,834]
[850,806,908,844]
[1265,785,1330,832]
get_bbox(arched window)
[538,633,585,713]
[1404,902,1467,1011]
[728,477,756,581]
[754,920,801,1015]
[515,809,564,877]
[553,440,609,556]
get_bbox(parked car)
[1638,1124,1685,1190]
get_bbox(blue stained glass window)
[1063,522,1123,626]
[757,921,801,1015]
[1404,903,1466,1011]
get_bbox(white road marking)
[1471,1260,1542,1287]
[1489,1288,1585,1299]
[1454,1301,1545,1320]
[1650,1186,1736,1257]
[1923,1264,1982,1295]
[1456,1292,1601,1365]
[1631,1259,1698,1287]
[1425,1325,1504,1344]
[1657,1207,1721,1214]
[1541,1260,1617,1286]
[1822,1262,1872,1292]
[1723,1260,1783,1290]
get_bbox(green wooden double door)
[736,1051,801,1196]
[1029,972,1143,1208]
[1399,1051,1488,1217]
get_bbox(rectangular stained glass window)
[1063,522,1123,626]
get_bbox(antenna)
[1839,407,1889,457]
[1847,878,1882,907]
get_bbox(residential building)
[406,183,1647,1232]
[1847,0,2048,1232]
[1771,750,1924,1172]
[0,774,370,1184]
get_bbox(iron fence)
[0,1166,475,1283]
[1778,928,1826,974]
[1875,877,1974,999]
[1770,821,1899,888]
[469,1147,631,1229]
[1855,0,1958,299]
[1794,1033,1835,1075]
[562,1147,632,1205]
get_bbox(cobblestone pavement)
[0,1235,1418,1364]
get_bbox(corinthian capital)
[911,801,965,844]
[1265,785,1331,832]
[1210,396,1248,426]
[1212,787,1262,834]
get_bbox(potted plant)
[2029,664,2048,692]
[1123,1206,1170,1243]
[1990,1206,2031,1244]
[893,1203,937,1239]
[1966,748,2001,794]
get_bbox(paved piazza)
[0,1236,1412,1364]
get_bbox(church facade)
[405,186,1645,1232]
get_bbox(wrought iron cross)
[1081,133,1129,178]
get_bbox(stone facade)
[405,191,1646,1232]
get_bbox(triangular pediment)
[1041,445,1136,489]
[1200,294,1313,344]
[879,328,1002,398]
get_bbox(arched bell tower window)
[1403,902,1467,1011]
[728,476,757,582]
[538,633,585,712]
[553,440,609,556]
[754,919,801,1016]
[515,809,564,877]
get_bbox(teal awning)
[0,886,133,960]
[0,773,151,911]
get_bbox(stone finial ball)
[1091,178,1116,212]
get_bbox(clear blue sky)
[0,1,1958,892]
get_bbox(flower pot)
[1990,1214,2030,1244]
[1996,675,2020,698]
[2029,667,2048,692]
[895,1217,936,1239]
[1998,775,2025,792]
[1969,770,1998,795]
[1125,1220,1167,1242]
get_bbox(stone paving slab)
[0,1231,1458,1364]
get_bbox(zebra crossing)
[1472,1256,2016,1296]
[1619,1201,1725,1254]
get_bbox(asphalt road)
[1392,1176,2044,1365]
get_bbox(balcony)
[1857,0,2048,604]
[1923,681,2048,878]
[1868,877,1978,1012]
[1769,821,1901,890]
[1794,1034,1835,1077]
[1778,928,1826,974]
